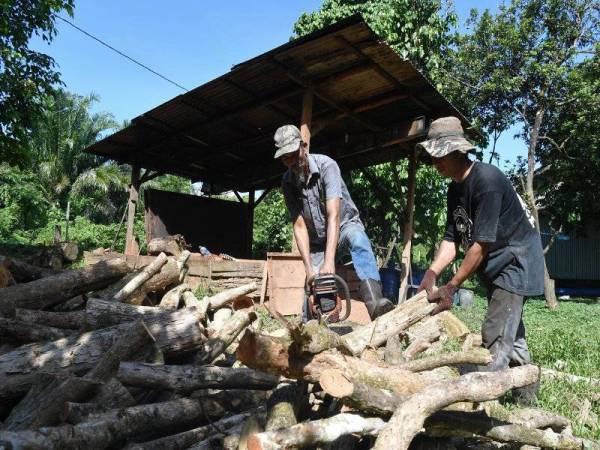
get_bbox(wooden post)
[248,190,256,258]
[398,149,418,303]
[125,165,141,256]
[290,87,314,255]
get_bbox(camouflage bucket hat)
[274,124,302,159]
[416,116,475,158]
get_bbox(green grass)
[453,294,600,441]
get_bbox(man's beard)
[292,155,308,184]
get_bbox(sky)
[31,0,524,170]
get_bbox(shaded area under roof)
[86,15,472,192]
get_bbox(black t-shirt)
[444,162,544,296]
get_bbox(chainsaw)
[305,274,351,324]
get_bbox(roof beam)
[223,77,296,122]
[270,56,382,133]
[335,36,432,113]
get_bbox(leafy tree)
[28,90,117,208]
[445,0,600,308]
[0,0,74,165]
[253,190,292,258]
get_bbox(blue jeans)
[309,222,380,281]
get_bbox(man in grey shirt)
[274,124,393,320]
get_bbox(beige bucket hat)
[416,116,475,158]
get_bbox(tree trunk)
[147,235,185,257]
[0,259,129,316]
[525,106,558,310]
[0,317,73,342]
[60,242,79,262]
[0,255,58,283]
[89,377,135,409]
[236,330,426,396]
[14,308,85,330]
[372,365,541,450]
[85,297,173,329]
[206,282,259,310]
[248,413,386,450]
[342,292,434,355]
[159,283,189,310]
[265,380,303,432]
[117,362,279,393]
[397,348,492,372]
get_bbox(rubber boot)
[359,279,394,320]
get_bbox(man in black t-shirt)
[416,116,544,405]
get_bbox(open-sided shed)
[86,15,472,298]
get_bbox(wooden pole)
[125,165,141,256]
[398,149,417,303]
[291,86,314,255]
[248,190,255,258]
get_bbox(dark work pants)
[481,285,531,371]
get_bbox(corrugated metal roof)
[86,15,473,191]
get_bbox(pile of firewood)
[0,252,597,450]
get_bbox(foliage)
[454,294,600,440]
[0,0,75,165]
[0,163,54,240]
[253,189,292,258]
[28,89,118,208]
[294,0,457,79]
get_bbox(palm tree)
[28,90,118,207]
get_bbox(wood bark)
[14,308,85,330]
[124,409,262,450]
[112,252,167,302]
[210,307,232,330]
[372,365,541,450]
[0,309,206,397]
[248,413,386,450]
[159,283,189,310]
[60,242,79,262]
[196,308,256,364]
[62,402,111,424]
[236,330,425,396]
[383,333,404,365]
[147,235,185,257]
[206,282,258,310]
[0,317,72,342]
[89,377,135,409]
[0,255,58,283]
[117,362,279,392]
[426,410,598,450]
[0,259,129,316]
[342,292,434,355]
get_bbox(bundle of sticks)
[0,252,596,450]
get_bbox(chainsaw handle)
[331,274,352,322]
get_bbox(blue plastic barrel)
[379,267,400,304]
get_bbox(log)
[196,308,256,365]
[372,365,541,450]
[0,309,206,397]
[123,409,262,450]
[383,333,404,365]
[265,380,303,432]
[248,413,386,450]
[342,292,435,355]
[89,377,135,408]
[0,255,58,283]
[62,402,111,424]
[426,410,599,450]
[60,242,79,262]
[210,307,232,330]
[236,330,425,396]
[0,259,129,316]
[291,320,347,355]
[0,397,248,450]
[147,235,185,257]
[85,297,175,328]
[159,283,189,310]
[402,315,442,360]
[14,308,85,330]
[206,282,258,310]
[2,375,101,431]
[117,362,279,392]
[2,320,151,430]
[541,367,600,387]
[112,252,168,301]
[397,348,492,372]
[0,317,72,342]
[319,369,404,417]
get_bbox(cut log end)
[320,369,353,398]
